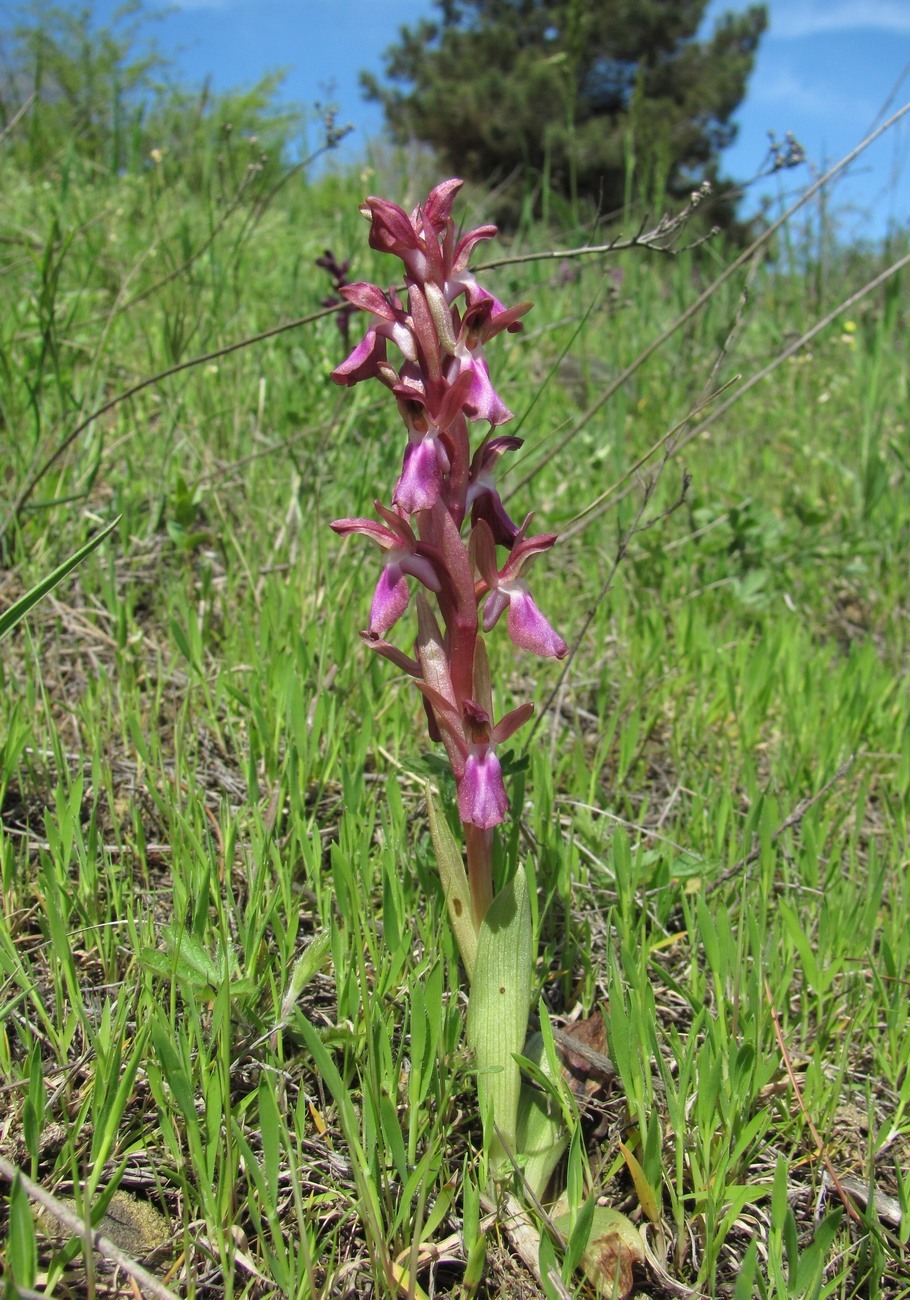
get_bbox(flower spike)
[330,180,566,860]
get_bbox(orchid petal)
[470,517,500,589]
[394,436,448,513]
[331,328,387,386]
[481,588,509,632]
[363,196,420,254]
[505,586,568,659]
[500,530,559,579]
[471,489,521,548]
[330,515,397,547]
[400,552,443,593]
[370,564,411,637]
[340,281,396,318]
[423,178,463,231]
[457,349,513,425]
[452,226,498,273]
[491,701,534,745]
[361,632,421,677]
[458,751,509,829]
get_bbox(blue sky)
[14,0,910,240]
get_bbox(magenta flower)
[330,179,566,854]
[460,748,508,828]
[467,435,523,547]
[331,283,414,388]
[330,502,441,636]
[473,520,568,659]
[392,369,474,514]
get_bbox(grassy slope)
[0,148,908,1298]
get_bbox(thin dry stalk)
[509,99,910,498]
[0,1157,181,1300]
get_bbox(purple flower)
[330,178,567,861]
[395,434,450,513]
[467,435,523,547]
[473,521,568,659]
[448,345,512,426]
[331,282,415,388]
[391,369,475,513]
[459,748,509,828]
[331,503,441,636]
[447,297,531,426]
[454,697,534,828]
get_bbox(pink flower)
[473,520,568,659]
[331,503,441,636]
[330,282,415,388]
[459,748,509,828]
[330,180,567,852]
[467,435,523,547]
[454,698,534,828]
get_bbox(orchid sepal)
[360,632,421,677]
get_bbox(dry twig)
[0,1158,180,1300]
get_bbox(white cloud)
[752,66,873,120]
[771,0,910,38]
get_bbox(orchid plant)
[329,179,573,1201]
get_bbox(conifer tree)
[362,0,767,228]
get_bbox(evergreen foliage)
[362,0,767,228]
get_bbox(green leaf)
[0,515,120,643]
[418,1173,454,1243]
[379,1091,408,1185]
[466,862,533,1171]
[732,1239,760,1300]
[7,1173,37,1289]
[793,1209,843,1294]
[562,1193,596,1281]
[280,928,331,1020]
[619,1140,661,1225]
[294,1013,388,1273]
[170,616,197,668]
[463,1234,487,1292]
[516,1084,568,1201]
[537,1229,563,1300]
[150,1023,199,1139]
[258,1074,281,1206]
[89,1024,150,1189]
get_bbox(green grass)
[1,131,909,1299]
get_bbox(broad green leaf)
[516,1028,570,1200]
[467,862,533,1171]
